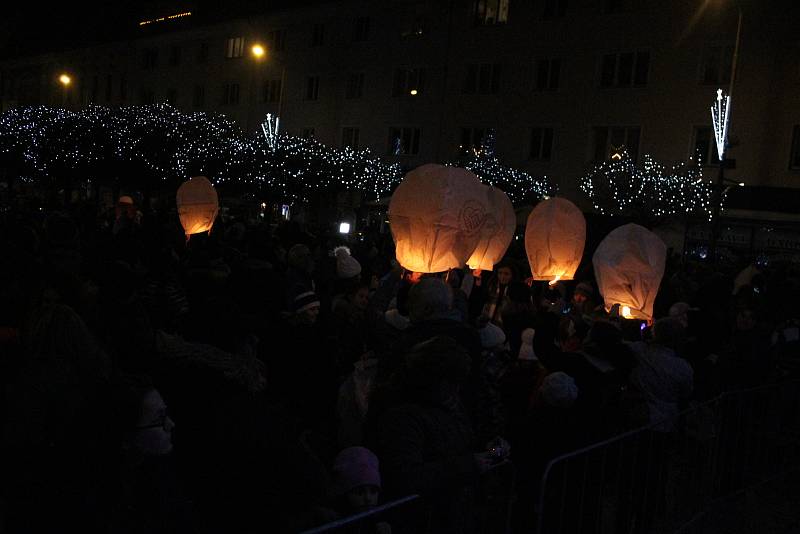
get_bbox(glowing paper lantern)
[176,176,219,237]
[466,186,516,271]
[388,164,489,273]
[592,223,667,321]
[525,197,586,282]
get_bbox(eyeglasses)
[136,413,171,431]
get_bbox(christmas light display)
[450,147,554,204]
[711,89,731,161]
[0,104,402,202]
[579,151,714,221]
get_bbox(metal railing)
[534,380,800,534]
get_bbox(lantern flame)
[548,274,562,286]
[621,305,633,319]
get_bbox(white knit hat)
[540,372,578,408]
[518,328,537,361]
[335,246,362,279]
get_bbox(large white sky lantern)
[525,197,586,282]
[388,164,489,273]
[592,223,667,321]
[466,185,515,271]
[176,176,219,238]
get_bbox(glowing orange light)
[58,74,71,86]
[251,44,265,58]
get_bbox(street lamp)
[58,73,72,108]
[251,44,265,59]
[708,4,743,263]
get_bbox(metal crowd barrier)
[534,380,800,534]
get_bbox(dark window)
[342,127,360,148]
[120,75,127,101]
[388,127,421,155]
[600,51,649,87]
[199,42,209,63]
[393,68,425,96]
[464,64,500,94]
[223,83,240,105]
[142,49,158,69]
[105,74,113,102]
[790,125,800,170]
[166,88,177,105]
[474,0,509,25]
[701,44,734,85]
[305,76,320,100]
[302,127,315,138]
[226,37,244,58]
[193,85,205,107]
[169,46,181,66]
[312,24,325,46]
[90,76,98,103]
[692,126,716,166]
[460,127,489,149]
[592,125,640,161]
[268,30,286,52]
[354,17,370,41]
[634,52,650,85]
[346,73,364,99]
[530,127,554,160]
[401,17,425,38]
[535,59,560,90]
[263,79,282,103]
[542,0,568,19]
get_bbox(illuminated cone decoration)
[388,164,489,273]
[592,223,666,321]
[466,185,516,271]
[176,176,219,238]
[525,197,586,282]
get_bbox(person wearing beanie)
[332,447,382,511]
[539,372,578,408]
[292,290,321,326]
[334,246,362,280]
[479,322,507,351]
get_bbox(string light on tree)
[579,151,713,222]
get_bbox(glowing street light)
[58,74,71,86]
[409,89,418,96]
[251,44,265,59]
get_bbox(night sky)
[0,0,329,59]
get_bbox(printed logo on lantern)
[460,201,487,236]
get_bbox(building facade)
[1,0,799,200]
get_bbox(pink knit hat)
[332,447,381,496]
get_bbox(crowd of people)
[1,195,799,533]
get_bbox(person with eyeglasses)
[108,374,190,534]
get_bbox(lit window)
[226,37,244,58]
[474,0,509,25]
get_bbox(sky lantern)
[388,164,489,273]
[466,185,516,271]
[176,176,219,238]
[592,223,667,321]
[525,197,586,283]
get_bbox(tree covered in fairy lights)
[579,152,714,222]
[450,146,555,204]
[0,104,402,202]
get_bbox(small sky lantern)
[592,223,667,321]
[388,164,489,273]
[525,197,586,282]
[466,185,515,271]
[176,176,219,239]
[339,222,351,234]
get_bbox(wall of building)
[1,0,798,198]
